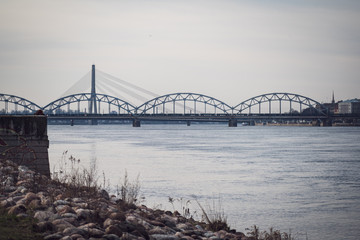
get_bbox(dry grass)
[246,225,297,240]
[168,197,192,219]
[196,197,230,232]
[51,151,102,198]
[116,170,142,209]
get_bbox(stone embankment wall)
[0,115,50,176]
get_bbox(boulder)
[43,233,64,240]
[150,234,178,240]
[52,219,75,232]
[108,212,126,221]
[24,192,40,204]
[105,225,123,237]
[54,200,70,206]
[88,228,105,238]
[34,210,59,222]
[8,204,27,215]
[34,221,55,233]
[103,234,121,240]
[63,227,89,237]
[76,208,94,221]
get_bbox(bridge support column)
[187,120,191,126]
[228,118,237,127]
[322,118,333,127]
[133,119,141,127]
[312,120,321,126]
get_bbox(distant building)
[338,99,360,114]
[317,91,338,114]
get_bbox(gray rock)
[60,236,72,240]
[24,192,40,204]
[103,218,116,228]
[149,226,167,235]
[7,204,27,215]
[150,234,179,240]
[44,233,64,240]
[105,225,123,237]
[69,233,83,239]
[0,198,15,208]
[34,221,55,233]
[52,219,75,232]
[79,222,98,229]
[88,228,105,237]
[103,234,121,240]
[57,204,75,214]
[204,232,215,238]
[34,210,59,222]
[72,197,84,203]
[194,225,204,231]
[60,217,78,226]
[176,223,192,231]
[100,189,110,200]
[54,200,70,206]
[108,212,126,221]
[61,213,78,219]
[76,208,94,220]
[63,227,89,237]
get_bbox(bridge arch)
[136,92,232,115]
[43,93,136,114]
[0,93,41,114]
[232,92,328,115]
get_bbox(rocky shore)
[0,159,250,240]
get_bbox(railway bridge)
[1,65,355,127]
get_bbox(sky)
[1,0,360,107]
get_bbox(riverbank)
[1,159,296,240]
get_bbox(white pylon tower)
[89,64,97,114]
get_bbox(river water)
[48,124,360,240]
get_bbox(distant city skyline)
[1,0,360,106]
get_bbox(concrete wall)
[0,115,50,176]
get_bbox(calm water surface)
[48,124,360,240]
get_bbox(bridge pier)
[228,118,237,127]
[132,119,141,127]
[187,120,191,126]
[321,118,333,127]
[91,119,98,125]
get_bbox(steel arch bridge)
[232,92,328,115]
[42,93,136,114]
[0,93,41,113]
[135,92,233,115]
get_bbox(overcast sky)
[1,0,359,107]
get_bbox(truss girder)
[2,92,329,116]
[0,93,41,112]
[42,93,136,114]
[136,93,232,115]
[233,92,327,115]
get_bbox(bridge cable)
[60,71,91,98]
